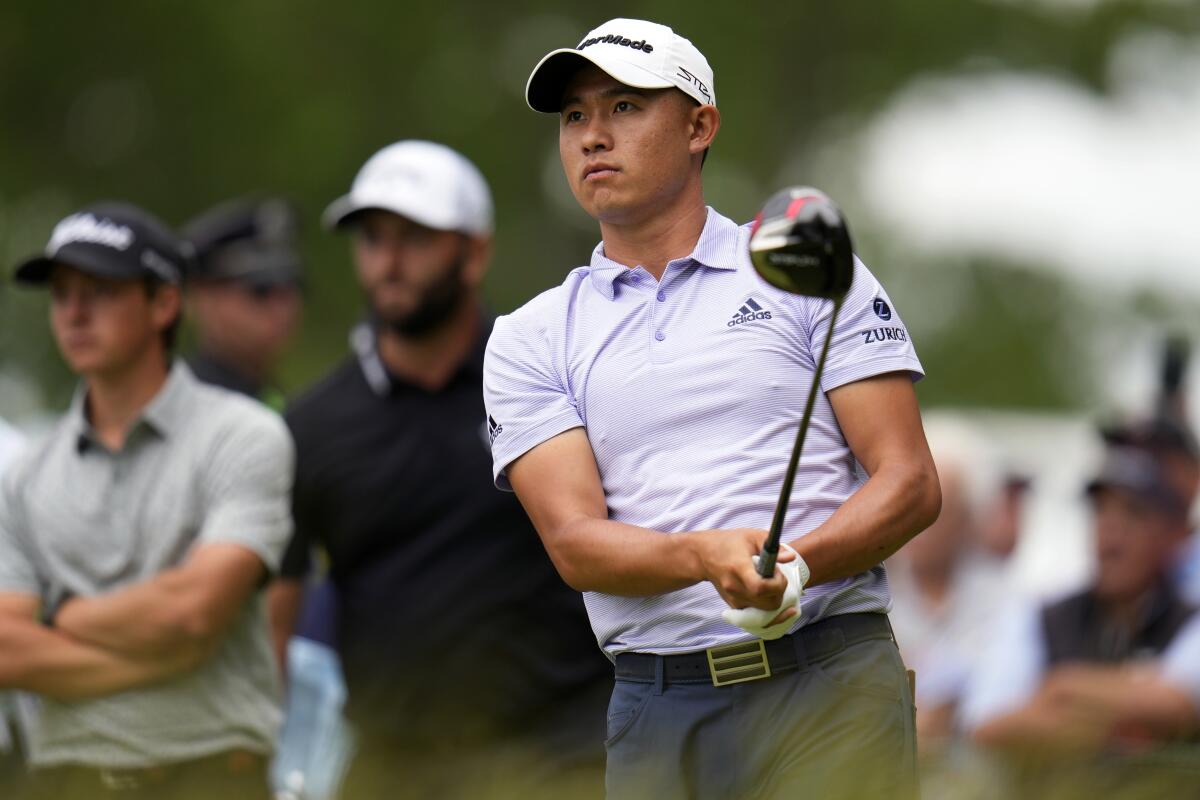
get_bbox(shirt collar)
[587,207,745,300]
[351,310,494,398]
[72,361,192,453]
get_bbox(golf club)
[748,187,855,578]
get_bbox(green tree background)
[2,0,1197,415]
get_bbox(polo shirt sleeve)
[0,467,40,596]
[483,312,584,491]
[802,256,925,391]
[1160,611,1200,711]
[197,409,296,574]
[958,600,1047,733]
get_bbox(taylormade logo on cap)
[46,212,134,256]
[578,33,655,53]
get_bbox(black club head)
[749,187,854,301]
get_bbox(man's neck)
[85,354,171,451]
[376,299,481,392]
[598,190,709,281]
[195,345,267,392]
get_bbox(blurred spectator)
[961,441,1200,797]
[182,197,304,412]
[0,415,26,795]
[179,198,345,799]
[273,141,611,799]
[889,417,1006,753]
[1102,417,1200,605]
[0,203,294,799]
[978,473,1032,562]
[0,416,21,475]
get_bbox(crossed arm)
[972,664,1200,757]
[0,543,267,700]
[508,372,941,612]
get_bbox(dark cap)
[1085,446,1189,518]
[182,197,302,287]
[1101,416,1199,465]
[14,202,189,286]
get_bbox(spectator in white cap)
[272,141,610,799]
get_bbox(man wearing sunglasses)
[182,197,304,413]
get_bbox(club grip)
[756,544,778,579]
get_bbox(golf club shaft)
[757,297,844,578]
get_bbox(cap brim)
[321,194,479,235]
[13,247,142,286]
[525,49,675,113]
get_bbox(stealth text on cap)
[578,33,654,53]
[47,213,134,256]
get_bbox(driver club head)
[748,187,854,301]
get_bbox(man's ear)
[688,103,721,156]
[461,235,494,288]
[152,284,183,332]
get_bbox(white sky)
[855,29,1200,295]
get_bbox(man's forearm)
[793,460,940,587]
[1045,666,1200,739]
[0,616,198,701]
[56,568,204,657]
[542,515,704,596]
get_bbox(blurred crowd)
[889,411,1200,798]
[0,138,1197,800]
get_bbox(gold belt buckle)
[706,639,771,686]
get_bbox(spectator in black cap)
[1103,417,1200,604]
[960,441,1200,797]
[0,202,294,799]
[182,197,304,411]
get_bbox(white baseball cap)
[322,140,494,236]
[525,17,715,113]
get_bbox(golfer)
[484,17,940,799]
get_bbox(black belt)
[615,612,892,687]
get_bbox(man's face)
[351,210,482,337]
[48,266,177,376]
[1091,486,1182,601]
[558,65,702,225]
[189,280,302,371]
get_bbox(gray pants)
[606,614,917,800]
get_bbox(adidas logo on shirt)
[727,297,773,327]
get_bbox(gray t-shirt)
[0,363,294,768]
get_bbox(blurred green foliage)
[1,0,1197,415]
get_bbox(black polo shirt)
[281,318,609,743]
[188,351,287,412]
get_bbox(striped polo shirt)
[483,207,923,658]
[0,363,293,768]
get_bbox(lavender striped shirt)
[484,207,923,657]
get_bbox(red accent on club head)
[785,196,819,219]
[750,211,764,235]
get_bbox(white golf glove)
[721,543,810,640]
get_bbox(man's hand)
[720,543,807,639]
[691,529,796,612]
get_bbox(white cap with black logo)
[525,17,715,113]
[322,140,493,236]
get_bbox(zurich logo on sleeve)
[873,298,892,320]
